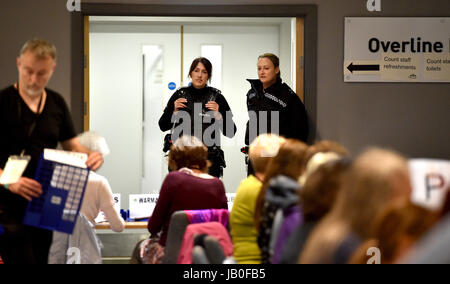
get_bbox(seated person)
[279,157,350,263]
[145,136,228,263]
[255,139,308,264]
[49,132,124,263]
[299,148,412,264]
[230,134,285,264]
[77,132,124,232]
[349,200,438,264]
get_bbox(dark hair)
[189,57,212,82]
[258,53,281,79]
[168,136,211,173]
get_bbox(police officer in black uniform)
[159,57,237,178]
[245,53,308,175]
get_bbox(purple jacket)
[272,205,303,264]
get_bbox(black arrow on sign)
[347,63,380,73]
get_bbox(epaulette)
[176,87,188,97]
[208,86,222,95]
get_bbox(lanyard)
[16,82,44,156]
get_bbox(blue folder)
[23,154,90,234]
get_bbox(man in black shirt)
[0,39,104,264]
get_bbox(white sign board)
[409,159,450,211]
[129,194,159,219]
[344,17,450,82]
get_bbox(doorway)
[72,4,317,209]
[88,16,298,203]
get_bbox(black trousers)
[0,188,52,264]
[0,224,52,264]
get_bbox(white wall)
[90,23,181,209]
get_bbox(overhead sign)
[344,17,450,82]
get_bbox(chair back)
[162,211,190,264]
[203,235,227,264]
[192,234,227,264]
[163,209,230,264]
[178,222,233,264]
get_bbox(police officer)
[159,57,237,178]
[245,53,308,175]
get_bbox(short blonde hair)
[299,152,342,186]
[20,39,57,61]
[249,134,285,174]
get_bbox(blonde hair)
[249,134,285,174]
[299,152,342,186]
[299,140,349,186]
[303,140,349,167]
[20,38,57,61]
[258,53,281,79]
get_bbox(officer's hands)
[174,98,188,113]
[206,101,222,120]
[205,101,219,112]
[8,177,43,201]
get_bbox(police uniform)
[159,85,237,178]
[245,78,308,175]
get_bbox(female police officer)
[159,57,237,178]
[245,53,308,175]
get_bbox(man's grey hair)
[20,38,57,61]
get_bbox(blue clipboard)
[23,154,90,234]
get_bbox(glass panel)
[90,17,296,210]
[142,45,164,193]
[201,45,222,90]
[90,22,181,209]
